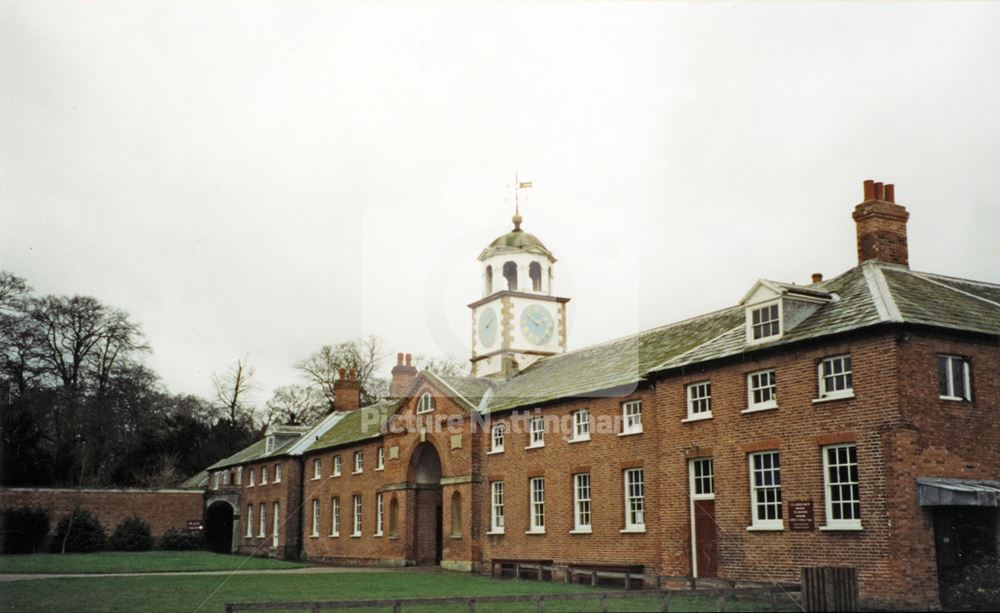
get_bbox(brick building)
[201,180,999,609]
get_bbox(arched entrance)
[205,501,234,554]
[408,442,443,565]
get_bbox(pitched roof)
[307,399,400,452]
[426,372,495,410]
[206,436,298,471]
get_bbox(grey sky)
[2,1,998,404]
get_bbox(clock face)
[520,304,555,345]
[478,307,497,348]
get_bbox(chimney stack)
[852,178,910,267]
[811,273,823,284]
[333,367,361,412]
[390,352,418,399]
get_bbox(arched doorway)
[205,501,234,554]
[408,442,443,565]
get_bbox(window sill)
[618,430,643,437]
[486,529,505,536]
[350,533,361,538]
[525,444,545,450]
[450,534,462,540]
[274,480,281,484]
[939,396,971,402]
[388,535,399,540]
[568,436,591,444]
[812,393,855,404]
[487,449,505,455]
[620,527,646,534]
[309,534,319,539]
[311,477,320,481]
[375,468,384,472]
[352,471,363,475]
[374,532,383,538]
[330,534,339,538]
[741,404,778,414]
[681,414,713,424]
[569,528,592,534]
[746,525,784,532]
[820,524,863,532]
[332,474,341,478]
[525,529,546,535]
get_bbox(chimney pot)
[405,353,412,367]
[349,367,356,380]
[338,367,346,379]
[874,182,884,201]
[811,273,823,283]
[863,179,875,200]
[390,350,418,399]
[884,184,895,203]
[397,352,403,366]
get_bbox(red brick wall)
[0,487,204,542]
[236,457,302,559]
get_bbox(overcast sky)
[2,1,999,404]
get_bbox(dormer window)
[750,302,781,341]
[265,435,275,454]
[417,393,435,413]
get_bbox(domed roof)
[478,216,556,262]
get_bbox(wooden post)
[599,593,608,613]
[536,595,544,613]
[537,565,543,581]
[718,591,726,612]
[515,563,521,579]
[564,567,571,584]
[467,598,476,613]
[659,591,671,612]
[393,601,402,613]
[591,571,598,587]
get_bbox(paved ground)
[0,564,442,582]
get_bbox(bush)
[1,507,51,554]
[52,507,106,553]
[109,516,153,551]
[160,528,203,551]
[949,557,1000,611]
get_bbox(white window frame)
[375,493,384,536]
[352,495,362,537]
[745,369,778,412]
[817,355,854,400]
[572,473,592,533]
[260,465,268,485]
[235,467,242,485]
[272,502,279,548]
[747,301,782,343]
[312,458,321,480]
[331,496,340,537]
[623,468,645,532]
[417,392,435,413]
[571,409,591,442]
[527,416,545,448]
[620,400,643,435]
[690,458,715,500]
[311,499,320,537]
[258,503,266,537]
[246,505,253,537]
[376,447,385,470]
[489,481,505,534]
[748,451,783,530]
[822,444,862,530]
[685,381,712,421]
[333,455,342,477]
[353,451,364,474]
[528,477,545,533]
[274,463,282,483]
[248,469,255,487]
[265,435,275,454]
[938,354,972,401]
[490,423,505,453]
[222,470,230,486]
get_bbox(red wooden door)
[694,500,718,578]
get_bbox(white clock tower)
[469,212,569,378]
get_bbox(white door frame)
[688,458,715,579]
[272,502,280,549]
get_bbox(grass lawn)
[0,551,307,574]
[0,570,802,613]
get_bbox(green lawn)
[0,551,307,574]
[0,571,801,613]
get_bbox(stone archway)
[205,500,235,554]
[408,441,443,565]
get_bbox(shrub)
[109,516,153,551]
[52,507,106,553]
[949,557,1000,611]
[160,528,203,551]
[1,507,51,554]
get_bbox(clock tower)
[469,213,569,378]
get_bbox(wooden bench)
[565,564,646,590]
[490,559,554,581]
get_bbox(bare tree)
[296,335,387,408]
[264,384,326,427]
[212,358,255,426]
[414,354,470,378]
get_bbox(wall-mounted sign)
[788,501,815,531]
[187,520,204,531]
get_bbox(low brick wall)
[0,487,205,542]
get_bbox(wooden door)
[693,500,718,578]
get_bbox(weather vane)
[513,172,532,230]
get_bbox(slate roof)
[429,372,496,410]
[307,399,401,452]
[206,436,298,471]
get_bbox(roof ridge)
[423,371,478,411]
[909,271,1000,309]
[862,262,902,322]
[906,268,1000,289]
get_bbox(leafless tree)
[296,335,387,408]
[264,384,326,427]
[212,358,255,427]
[413,354,470,378]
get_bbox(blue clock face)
[520,304,555,345]
[478,307,497,348]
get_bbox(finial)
[512,213,523,231]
